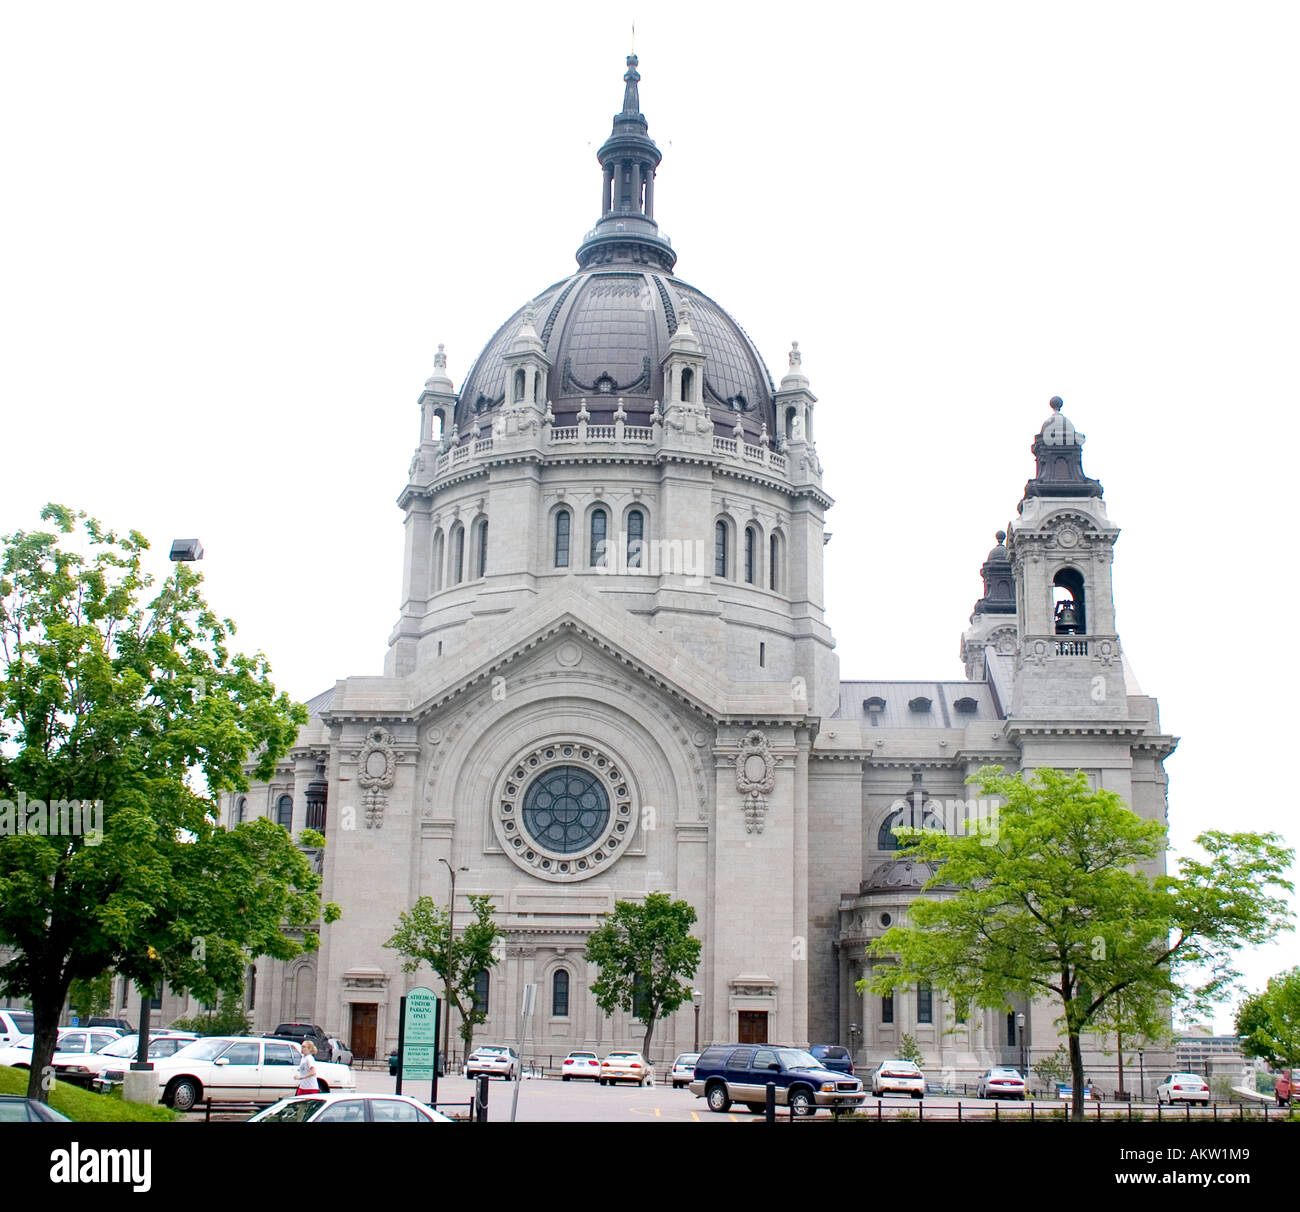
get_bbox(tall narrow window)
[681,366,694,403]
[235,796,246,824]
[513,368,526,402]
[1007,1011,1017,1046]
[917,981,933,1024]
[744,526,756,584]
[276,794,293,829]
[769,534,780,592]
[554,511,571,568]
[590,508,607,568]
[714,521,728,578]
[882,993,894,1024]
[476,519,488,579]
[552,969,570,1017]
[626,509,644,569]
[472,970,490,1016]
[432,531,445,592]
[452,525,465,585]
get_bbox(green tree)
[385,894,501,1059]
[861,766,1293,1119]
[585,891,702,1060]
[897,1032,924,1066]
[1235,966,1300,1071]
[67,972,112,1021]
[170,988,253,1036]
[1033,1044,1070,1092]
[0,505,335,1101]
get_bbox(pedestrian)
[296,1040,320,1096]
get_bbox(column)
[644,165,654,218]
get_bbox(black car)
[86,1017,134,1033]
[272,1022,332,1056]
[808,1044,854,1075]
[688,1043,865,1117]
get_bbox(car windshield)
[569,1052,597,1059]
[258,1098,326,1123]
[673,1055,698,1065]
[170,1038,232,1062]
[883,1063,919,1073]
[8,1013,35,1033]
[777,1049,822,1070]
[100,1036,141,1057]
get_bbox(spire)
[1023,396,1103,500]
[576,55,676,273]
[972,529,1016,616]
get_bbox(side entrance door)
[351,1003,378,1060]
[737,1011,768,1044]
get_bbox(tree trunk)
[1068,1031,1086,1120]
[27,982,70,1103]
[641,1014,655,1064]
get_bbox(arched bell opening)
[1053,567,1087,635]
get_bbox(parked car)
[669,1052,699,1089]
[808,1045,854,1075]
[249,1092,452,1123]
[88,1034,202,1093]
[561,1050,601,1081]
[0,1094,72,1122]
[1156,1073,1210,1106]
[976,1067,1027,1100]
[271,1022,333,1057]
[465,1045,519,1081]
[601,1051,655,1087]
[326,1038,353,1066]
[1275,1070,1293,1106]
[0,1025,84,1069]
[871,1059,926,1098]
[0,1009,36,1046]
[51,1029,181,1087]
[86,1017,134,1033]
[689,1044,865,1116]
[150,1035,357,1112]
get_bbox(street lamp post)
[692,990,702,1053]
[438,858,468,1076]
[1138,1049,1145,1101]
[1016,1012,1026,1083]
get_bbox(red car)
[1276,1070,1293,1106]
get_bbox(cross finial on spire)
[622,53,641,116]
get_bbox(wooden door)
[738,1011,768,1044]
[351,1003,378,1059]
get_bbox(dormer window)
[863,696,886,714]
[595,374,615,394]
[908,696,932,713]
[954,697,978,714]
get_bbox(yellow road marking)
[690,1111,699,1121]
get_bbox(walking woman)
[296,1040,320,1096]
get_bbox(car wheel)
[563,1075,570,1082]
[912,1091,923,1099]
[169,1078,200,1113]
[318,1081,329,1093]
[706,1083,732,1113]
[789,1088,815,1118]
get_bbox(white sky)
[2,1,1296,1033]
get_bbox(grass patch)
[1,1065,177,1123]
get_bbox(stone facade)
[204,58,1177,1083]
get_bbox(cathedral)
[207,56,1176,1079]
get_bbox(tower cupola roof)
[1023,396,1103,501]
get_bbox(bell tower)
[1007,397,1126,718]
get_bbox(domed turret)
[1022,396,1103,501]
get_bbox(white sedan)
[976,1067,1027,1100]
[465,1045,520,1080]
[561,1050,601,1081]
[871,1060,926,1098]
[670,1053,699,1089]
[1156,1073,1210,1106]
[600,1052,655,1087]
[249,1092,452,1122]
[150,1036,356,1112]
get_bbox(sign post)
[510,982,537,1123]
[397,986,441,1107]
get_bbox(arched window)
[714,520,728,578]
[681,366,694,404]
[877,804,942,850]
[626,509,644,569]
[276,794,293,829]
[1053,567,1087,634]
[552,969,570,1017]
[451,525,465,585]
[744,525,757,584]
[554,510,571,568]
[472,970,490,1016]
[432,531,445,592]
[513,368,526,402]
[590,508,608,568]
[235,796,246,825]
[881,992,894,1024]
[769,533,781,592]
[476,519,488,579]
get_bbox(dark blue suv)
[688,1044,866,1116]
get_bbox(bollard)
[476,1073,489,1123]
[765,1081,776,1124]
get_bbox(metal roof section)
[834,679,1004,726]
[302,687,335,720]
